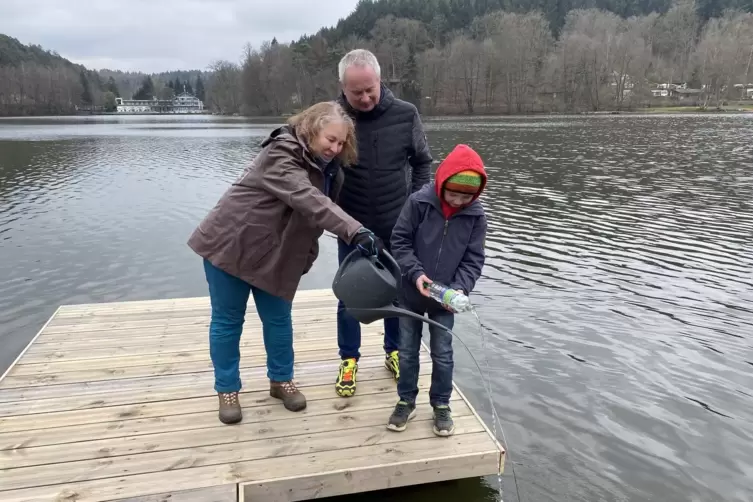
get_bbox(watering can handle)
[378,249,401,283]
[332,248,402,286]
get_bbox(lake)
[1,113,751,502]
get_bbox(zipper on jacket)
[433,219,449,275]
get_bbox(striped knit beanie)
[444,170,483,194]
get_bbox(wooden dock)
[0,289,504,502]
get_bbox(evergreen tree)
[195,74,206,101]
[79,71,92,105]
[106,76,120,97]
[132,76,155,100]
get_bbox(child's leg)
[427,310,454,407]
[396,315,423,405]
[388,315,423,431]
[427,310,455,437]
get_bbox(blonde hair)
[287,101,358,166]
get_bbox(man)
[334,48,433,397]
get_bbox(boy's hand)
[416,275,432,297]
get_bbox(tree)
[195,74,206,101]
[80,71,92,105]
[132,76,155,100]
[103,91,117,112]
[106,76,120,97]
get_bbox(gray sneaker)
[432,405,455,437]
[387,400,416,432]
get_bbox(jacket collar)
[264,125,338,174]
[337,83,395,121]
[414,183,484,217]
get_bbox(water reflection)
[1,114,752,502]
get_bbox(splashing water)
[439,303,523,502]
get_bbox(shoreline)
[1,107,752,119]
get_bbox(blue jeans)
[397,309,454,407]
[336,238,400,360]
[203,259,293,392]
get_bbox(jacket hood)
[262,124,298,148]
[434,144,487,218]
[263,125,327,172]
[337,83,395,120]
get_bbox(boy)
[388,144,487,437]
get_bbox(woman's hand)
[416,275,432,297]
[351,228,384,257]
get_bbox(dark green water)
[1,114,752,502]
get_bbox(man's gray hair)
[338,49,381,83]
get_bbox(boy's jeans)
[203,258,293,392]
[397,309,454,407]
[336,238,400,360]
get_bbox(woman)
[187,101,384,425]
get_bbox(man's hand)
[416,274,432,297]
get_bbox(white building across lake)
[115,92,205,114]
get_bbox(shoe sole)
[335,386,355,397]
[219,413,242,425]
[432,425,455,437]
[270,390,307,412]
[386,408,416,432]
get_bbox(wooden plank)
[0,415,485,492]
[17,332,384,364]
[26,320,368,346]
[56,289,332,313]
[1,396,468,469]
[0,374,428,433]
[0,364,428,417]
[52,298,332,320]
[0,345,387,388]
[46,305,338,327]
[0,306,61,383]
[240,451,500,501]
[23,322,377,352]
[0,433,495,502]
[40,313,337,334]
[112,485,237,502]
[0,353,429,403]
[12,336,383,372]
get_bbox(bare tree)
[448,35,483,114]
[695,12,753,107]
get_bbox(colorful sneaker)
[432,405,455,437]
[385,350,400,381]
[387,400,417,432]
[335,358,357,397]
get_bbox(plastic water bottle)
[426,282,472,313]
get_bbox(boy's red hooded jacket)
[434,144,488,219]
[390,144,488,311]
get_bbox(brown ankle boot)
[270,380,307,411]
[217,391,242,424]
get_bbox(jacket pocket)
[242,225,279,269]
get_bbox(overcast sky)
[0,0,361,73]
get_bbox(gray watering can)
[332,249,450,331]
